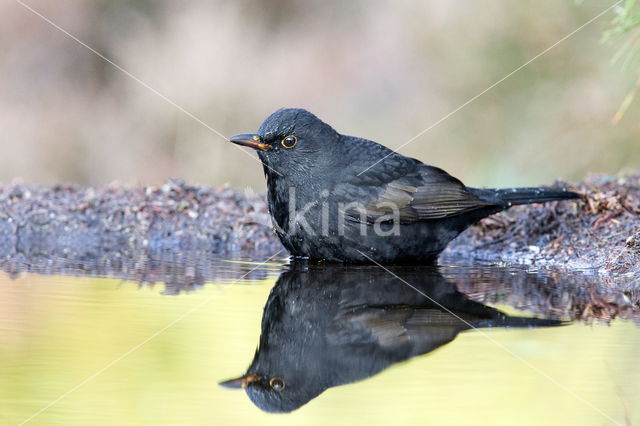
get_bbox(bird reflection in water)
[220,263,565,413]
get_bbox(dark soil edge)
[0,173,638,276]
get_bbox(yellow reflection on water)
[1,273,638,426]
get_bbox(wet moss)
[446,172,640,275]
[1,172,638,275]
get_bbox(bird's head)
[228,108,341,177]
[219,370,324,413]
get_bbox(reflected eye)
[269,377,285,391]
[281,135,298,149]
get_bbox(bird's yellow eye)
[269,377,285,391]
[281,135,297,149]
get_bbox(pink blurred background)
[1,0,637,190]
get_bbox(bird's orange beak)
[218,373,261,389]
[229,134,272,152]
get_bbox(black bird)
[230,108,580,263]
[219,263,565,413]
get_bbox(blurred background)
[0,0,638,190]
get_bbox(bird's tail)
[475,315,568,329]
[474,187,581,207]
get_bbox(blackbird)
[230,108,580,263]
[219,263,565,413]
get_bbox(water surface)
[1,252,638,425]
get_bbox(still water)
[1,252,638,426]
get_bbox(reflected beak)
[218,373,261,389]
[228,133,272,152]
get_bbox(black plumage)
[230,108,580,263]
[219,263,565,413]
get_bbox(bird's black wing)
[330,306,472,356]
[337,147,495,224]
